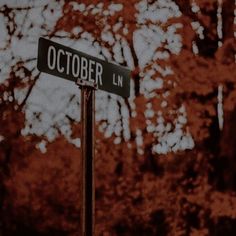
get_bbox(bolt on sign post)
[37,38,130,236]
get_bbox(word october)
[47,45,103,86]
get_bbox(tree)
[1,0,236,235]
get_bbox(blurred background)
[0,0,236,235]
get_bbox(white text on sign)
[47,45,124,89]
[112,74,123,87]
[47,45,103,86]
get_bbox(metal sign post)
[77,79,97,236]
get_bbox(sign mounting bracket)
[77,78,98,90]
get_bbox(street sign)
[37,37,131,236]
[37,37,130,98]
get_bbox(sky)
[0,0,197,154]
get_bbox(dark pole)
[80,84,95,236]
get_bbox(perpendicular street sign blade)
[37,37,130,98]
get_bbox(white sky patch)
[120,98,131,141]
[133,26,164,68]
[150,105,195,154]
[136,0,181,24]
[70,2,86,12]
[12,38,37,61]
[192,41,199,54]
[140,64,173,97]
[191,0,200,13]
[145,103,155,119]
[0,0,64,81]
[136,129,144,155]
[101,31,115,46]
[96,90,131,141]
[24,74,80,141]
[113,22,122,32]
[28,7,44,26]
[128,79,136,117]
[108,3,123,12]
[153,64,173,77]
[217,84,224,131]
[161,100,168,108]
[153,51,170,60]
[72,2,123,17]
[43,1,64,29]
[191,21,205,39]
[36,140,47,154]
[0,0,52,7]
[165,24,182,54]
[0,15,8,49]
[123,27,128,35]
[104,3,123,16]
[69,137,81,148]
[113,137,121,144]
[121,38,135,69]
[141,77,163,95]
[97,93,121,135]
[72,26,82,35]
[101,47,112,60]
[217,0,223,47]
[133,23,182,68]
[113,40,124,64]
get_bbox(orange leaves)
[4,137,81,234]
[1,109,25,139]
[56,0,139,47]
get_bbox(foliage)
[1,0,236,235]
